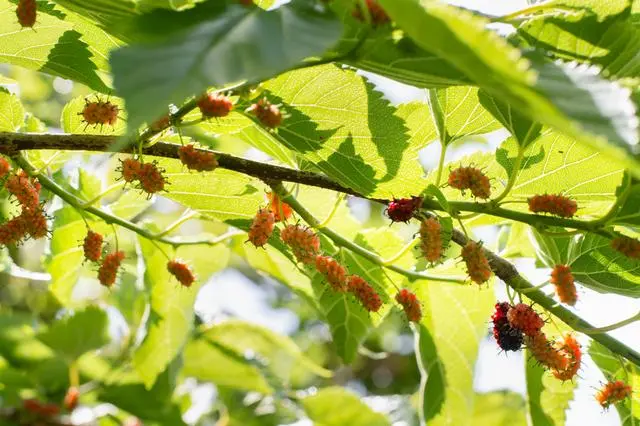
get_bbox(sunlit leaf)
[303,387,391,426]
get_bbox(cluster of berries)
[82,230,125,288]
[117,158,167,197]
[79,97,120,129]
[0,159,48,245]
[595,380,633,408]
[247,193,420,320]
[491,302,581,381]
[352,0,390,26]
[16,0,36,28]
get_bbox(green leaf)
[265,65,434,197]
[610,178,640,226]
[0,88,24,131]
[478,90,543,148]
[302,387,391,426]
[427,87,500,145]
[158,156,267,224]
[471,392,527,426]
[590,341,640,425]
[346,32,470,88]
[530,229,572,267]
[184,320,330,392]
[568,233,640,297]
[414,276,494,425]
[525,358,576,426]
[38,306,109,361]
[51,0,137,29]
[422,184,450,213]
[377,0,640,176]
[133,232,229,389]
[46,207,86,305]
[0,1,116,91]
[490,133,624,218]
[61,94,127,135]
[518,1,640,79]
[110,0,343,133]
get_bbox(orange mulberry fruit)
[16,0,36,28]
[0,215,28,245]
[247,98,283,129]
[0,158,11,179]
[596,380,632,408]
[525,332,569,371]
[150,114,171,132]
[5,171,40,210]
[63,387,79,411]
[23,207,48,239]
[118,158,143,183]
[178,144,218,172]
[280,224,321,264]
[527,194,577,218]
[315,255,348,292]
[79,98,120,127]
[420,217,443,263]
[611,236,640,259]
[506,303,544,337]
[98,251,125,288]
[267,192,293,222]
[448,166,491,199]
[347,275,382,312]
[552,333,581,381]
[247,208,275,248]
[386,196,422,223]
[352,0,390,25]
[395,288,422,322]
[197,93,233,118]
[550,264,577,306]
[167,259,196,288]
[461,240,492,284]
[138,162,166,195]
[83,230,103,262]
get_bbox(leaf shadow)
[496,144,545,176]
[41,30,110,93]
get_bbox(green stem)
[382,237,420,266]
[490,2,565,23]
[15,154,234,248]
[81,181,125,207]
[271,182,465,283]
[435,144,447,187]
[153,210,199,238]
[317,193,345,229]
[575,311,640,335]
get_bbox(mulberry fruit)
[550,264,577,306]
[386,196,422,223]
[347,275,382,312]
[178,144,218,172]
[138,162,166,195]
[352,0,390,25]
[395,288,422,322]
[5,171,39,210]
[527,194,577,218]
[83,230,103,262]
[506,303,544,337]
[315,255,348,292]
[525,332,569,371]
[280,224,321,264]
[198,93,233,118]
[420,217,443,263]
[267,192,293,222]
[16,0,36,28]
[461,240,492,284]
[80,98,120,127]
[0,158,11,178]
[552,333,581,381]
[611,236,640,259]
[98,251,125,287]
[595,380,632,408]
[247,98,283,128]
[247,208,275,248]
[448,166,491,199]
[491,302,523,352]
[167,260,196,288]
[118,158,143,183]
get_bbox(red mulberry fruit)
[395,288,422,322]
[247,98,283,129]
[448,166,491,199]
[506,303,544,337]
[315,255,348,292]
[611,236,640,259]
[197,93,233,118]
[386,196,422,223]
[267,192,293,222]
[491,302,523,352]
[167,259,196,288]
[347,275,382,312]
[596,380,632,408]
[420,217,442,263]
[280,224,321,264]
[550,264,577,306]
[527,194,577,218]
[16,0,36,28]
[178,144,218,172]
[461,240,492,284]
[98,251,125,288]
[83,230,103,262]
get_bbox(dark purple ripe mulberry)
[491,302,523,352]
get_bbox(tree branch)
[3,132,638,367]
